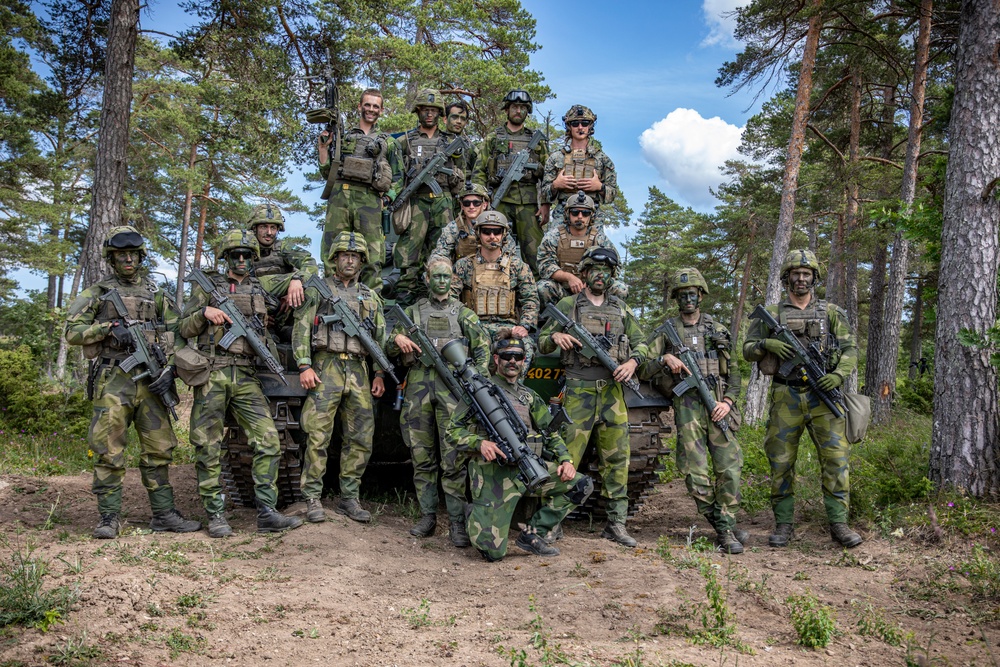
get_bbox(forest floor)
[0,465,997,667]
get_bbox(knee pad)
[566,475,594,505]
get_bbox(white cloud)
[701,0,743,48]
[638,108,744,208]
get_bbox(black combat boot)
[257,505,303,533]
[207,513,233,538]
[150,509,201,533]
[768,523,794,547]
[515,531,560,557]
[93,513,121,540]
[448,517,471,547]
[830,522,863,548]
[409,514,437,537]
[716,529,744,554]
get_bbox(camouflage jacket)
[472,125,549,206]
[399,127,466,196]
[291,276,386,367]
[319,126,405,201]
[537,292,650,364]
[640,313,740,403]
[742,297,858,381]
[536,223,616,281]
[430,216,520,265]
[177,272,290,345]
[540,140,618,208]
[451,250,539,330]
[385,296,492,377]
[255,239,319,282]
[446,374,572,463]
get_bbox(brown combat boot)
[305,499,326,523]
[601,522,637,548]
[93,513,121,540]
[716,529,744,554]
[830,522,863,548]
[336,498,372,523]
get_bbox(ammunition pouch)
[339,156,375,185]
[525,433,544,458]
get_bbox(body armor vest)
[556,226,598,275]
[415,298,464,353]
[673,315,727,385]
[562,148,596,181]
[405,130,456,190]
[454,217,479,260]
[488,126,542,185]
[196,274,268,358]
[84,278,170,360]
[311,279,374,355]
[338,130,390,192]
[253,244,290,277]
[562,294,630,370]
[463,254,517,320]
[497,380,544,456]
[760,300,840,377]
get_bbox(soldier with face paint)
[386,257,491,546]
[293,232,387,524]
[743,249,862,549]
[65,226,201,539]
[445,333,594,562]
[179,230,302,538]
[640,268,746,554]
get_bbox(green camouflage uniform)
[473,126,549,274]
[65,276,181,516]
[320,128,404,290]
[538,292,648,523]
[393,128,465,303]
[451,248,539,368]
[430,215,519,265]
[535,223,628,306]
[385,297,491,519]
[292,276,386,500]
[253,239,319,336]
[640,314,742,530]
[446,374,593,560]
[540,141,617,227]
[742,298,858,524]
[179,272,288,515]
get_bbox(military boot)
[543,523,564,545]
[732,525,750,545]
[830,523,863,548]
[257,505,303,533]
[336,498,371,523]
[93,513,121,539]
[449,518,471,547]
[150,509,201,533]
[716,529,744,554]
[409,514,437,537]
[768,523,794,548]
[515,531,560,557]
[601,522,637,548]
[305,499,326,523]
[208,513,233,538]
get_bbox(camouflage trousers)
[89,364,179,515]
[561,378,630,523]
[393,193,453,305]
[322,183,386,291]
[400,367,469,519]
[480,320,534,373]
[466,457,592,560]
[674,393,743,531]
[190,366,280,515]
[300,353,374,500]
[764,384,850,524]
[495,201,543,276]
[536,278,629,309]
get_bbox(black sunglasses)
[568,120,591,128]
[461,198,484,207]
[479,228,504,237]
[497,351,525,361]
[569,209,593,217]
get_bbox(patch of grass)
[45,631,103,665]
[164,628,205,659]
[400,598,454,629]
[175,592,206,610]
[786,591,836,648]
[0,536,77,630]
[952,543,1000,603]
[113,542,192,575]
[656,452,678,484]
[570,562,590,578]
[496,596,586,667]
[852,601,902,646]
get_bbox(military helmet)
[328,231,369,263]
[102,225,147,260]
[459,182,491,202]
[247,202,285,232]
[502,89,533,113]
[473,210,510,232]
[578,245,619,275]
[412,88,445,114]
[565,190,596,214]
[562,104,597,134]
[215,229,261,262]
[780,249,822,281]
[670,268,710,298]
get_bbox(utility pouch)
[175,345,211,387]
[844,393,872,444]
[340,156,375,184]
[525,434,545,458]
[392,202,412,234]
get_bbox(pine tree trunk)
[193,168,212,270]
[930,0,1000,497]
[908,277,924,380]
[742,0,823,424]
[176,143,199,310]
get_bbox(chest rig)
[562,294,629,369]
[404,130,455,190]
[498,380,544,456]
[454,217,479,260]
[312,279,374,355]
[84,278,169,360]
[487,126,542,185]
[673,315,730,383]
[338,129,391,192]
[761,300,840,377]
[197,274,268,358]
[462,254,517,320]
[416,299,464,352]
[254,242,289,277]
[562,147,596,181]
[556,226,598,275]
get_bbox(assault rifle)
[304,275,399,384]
[98,289,179,420]
[441,339,550,492]
[657,318,734,440]
[186,269,287,384]
[306,48,343,201]
[387,304,466,403]
[490,129,545,204]
[389,135,466,213]
[748,304,844,418]
[541,303,644,399]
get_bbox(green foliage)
[852,601,902,646]
[735,424,771,519]
[952,544,1000,603]
[497,596,586,667]
[45,632,103,665]
[786,592,836,648]
[0,537,77,630]
[896,374,933,414]
[0,346,89,437]
[399,598,454,629]
[165,628,205,659]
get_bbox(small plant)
[165,628,205,659]
[0,537,77,629]
[852,601,902,646]
[46,631,102,665]
[792,570,810,581]
[786,591,836,648]
[570,562,590,578]
[401,598,433,629]
[496,596,580,667]
[36,609,63,633]
[292,627,320,638]
[955,543,1000,602]
[176,592,206,609]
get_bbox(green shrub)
[786,592,836,648]
[0,538,78,629]
[0,346,89,437]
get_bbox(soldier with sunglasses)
[431,183,519,265]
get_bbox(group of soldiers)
[63,84,865,560]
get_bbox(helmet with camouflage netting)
[412,88,445,114]
[102,225,147,260]
[578,245,619,276]
[780,249,822,282]
[328,231,369,263]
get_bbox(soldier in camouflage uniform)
[179,230,303,537]
[538,246,648,547]
[540,105,618,228]
[536,191,628,307]
[742,249,862,549]
[445,99,476,218]
[473,89,549,274]
[640,268,746,554]
[386,257,491,545]
[451,210,538,369]
[294,232,387,524]
[393,88,466,306]
[445,334,594,561]
[319,88,403,290]
[431,183,519,264]
[65,226,201,539]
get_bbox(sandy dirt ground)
[0,467,996,667]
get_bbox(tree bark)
[843,69,863,394]
[930,0,1000,497]
[176,143,199,310]
[743,0,824,424]
[908,276,924,380]
[730,218,757,339]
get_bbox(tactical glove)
[108,322,133,349]
[761,338,794,360]
[817,373,843,391]
[148,366,176,397]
